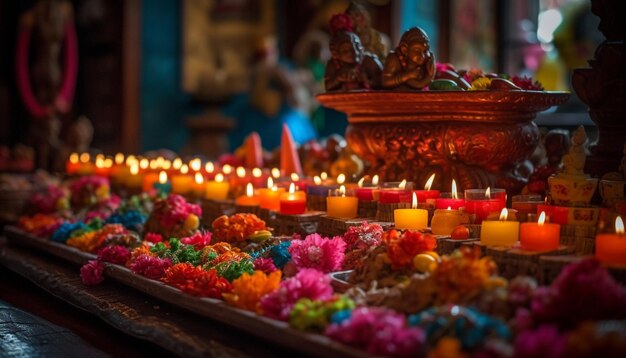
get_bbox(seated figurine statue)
[382,27,435,90]
[324,14,383,92]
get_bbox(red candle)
[465,188,506,223]
[356,175,380,201]
[279,183,306,215]
[537,204,569,225]
[520,211,561,251]
[379,179,411,204]
[413,173,440,204]
[595,217,626,265]
[435,180,465,209]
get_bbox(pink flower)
[180,231,212,250]
[159,195,202,229]
[260,268,332,320]
[342,222,383,252]
[329,13,353,33]
[80,260,105,285]
[325,307,424,357]
[144,232,163,243]
[514,324,567,358]
[253,257,277,274]
[97,245,131,265]
[129,254,172,280]
[288,233,346,273]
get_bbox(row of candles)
[66,153,625,265]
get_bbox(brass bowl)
[317,90,570,192]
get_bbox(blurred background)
[0,0,603,162]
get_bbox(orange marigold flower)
[224,270,282,313]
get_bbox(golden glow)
[130,163,139,175]
[236,166,246,178]
[267,177,274,188]
[424,174,435,190]
[314,176,322,185]
[95,157,104,168]
[205,162,215,173]
[246,183,254,197]
[79,153,90,163]
[499,208,508,221]
[215,173,224,183]
[190,158,201,172]
[485,187,491,199]
[339,185,346,197]
[173,158,182,170]
[337,174,346,185]
[195,172,204,184]
[538,211,546,225]
[320,172,328,181]
[357,177,365,188]
[69,153,79,163]
[139,158,149,170]
[451,179,458,199]
[399,179,407,190]
[162,160,172,170]
[103,158,113,168]
[159,171,167,184]
[412,192,418,209]
[291,173,300,182]
[616,216,625,234]
[372,175,379,186]
[114,153,124,165]
[289,182,296,194]
[271,168,280,178]
[222,164,232,175]
[180,164,189,174]
[252,168,262,177]
[149,159,158,170]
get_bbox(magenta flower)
[260,268,332,320]
[80,259,105,285]
[97,245,131,265]
[128,254,172,280]
[180,231,212,250]
[144,232,163,243]
[288,233,346,273]
[253,257,277,274]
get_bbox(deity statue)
[345,2,389,62]
[16,0,78,171]
[324,14,383,92]
[382,27,435,90]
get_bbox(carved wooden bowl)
[317,90,570,192]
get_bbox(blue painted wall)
[140,0,201,151]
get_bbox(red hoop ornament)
[16,20,78,119]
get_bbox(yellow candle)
[394,192,428,230]
[191,172,206,197]
[171,165,193,195]
[327,185,359,219]
[205,173,230,200]
[77,153,94,175]
[126,163,143,189]
[480,208,520,246]
[595,216,626,266]
[236,183,260,206]
[431,207,463,235]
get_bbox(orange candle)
[236,183,260,207]
[77,153,94,175]
[258,177,284,211]
[520,211,560,251]
[191,172,206,197]
[142,172,160,192]
[171,165,193,195]
[126,163,143,189]
[279,183,306,215]
[65,153,80,175]
[595,217,626,266]
[327,185,359,219]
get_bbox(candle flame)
[190,158,201,172]
[320,172,328,181]
[180,164,189,174]
[267,177,274,188]
[447,206,452,210]
[205,162,215,173]
[271,185,277,192]
[451,180,458,199]
[159,171,167,184]
[104,158,113,168]
[126,155,137,165]
[173,158,182,170]
[289,183,296,194]
[290,173,300,182]
[271,168,280,178]
[96,154,104,161]
[314,176,322,185]
[195,172,204,184]
[399,179,407,190]
[236,166,246,178]
[412,192,418,209]
[162,160,172,170]
[499,208,508,221]
[95,157,104,168]
[215,173,224,182]
[246,183,254,197]
[339,185,346,197]
[485,187,491,199]
[69,153,79,163]
[130,163,139,175]
[114,153,124,165]
[616,216,624,234]
[139,158,149,169]
[222,164,232,175]
[358,177,365,188]
[372,175,379,186]
[538,211,546,225]
[425,174,435,190]
[80,153,90,163]
[337,174,346,185]
[252,168,262,177]
[149,159,158,170]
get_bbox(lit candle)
[379,179,411,204]
[126,163,143,189]
[279,183,307,215]
[205,173,230,200]
[435,180,465,209]
[142,171,160,192]
[536,203,569,225]
[431,207,463,236]
[595,217,626,266]
[153,171,171,194]
[171,165,193,195]
[93,156,111,177]
[250,167,267,188]
[355,175,380,201]
[413,174,440,206]
[480,208,520,246]
[189,158,202,172]
[191,172,206,197]
[258,177,284,211]
[394,192,428,230]
[236,183,260,207]
[66,152,80,175]
[327,185,359,219]
[77,153,94,175]
[465,187,506,223]
[306,175,337,196]
[520,211,560,251]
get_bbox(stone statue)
[324,14,383,92]
[345,2,389,62]
[382,27,435,90]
